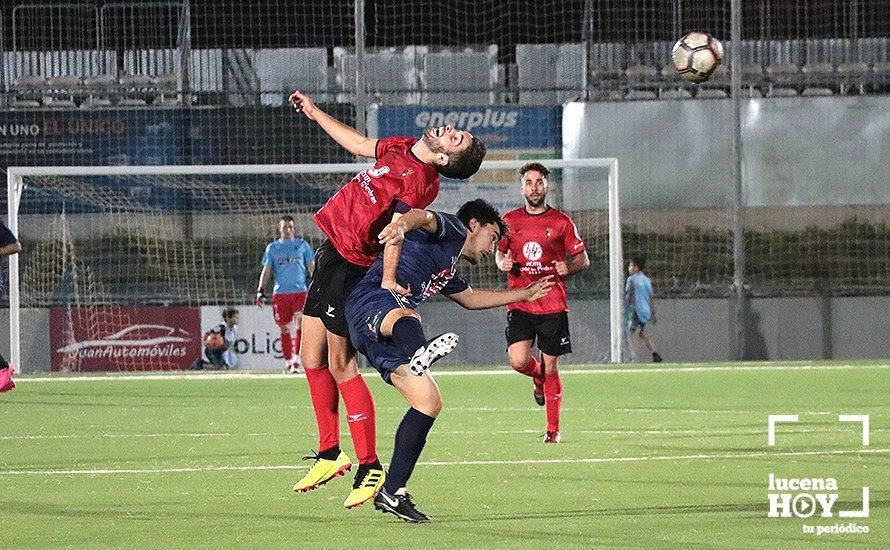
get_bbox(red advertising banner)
[49,307,202,372]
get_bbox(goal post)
[6,157,621,373]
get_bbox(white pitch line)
[1,448,886,477]
[3,427,883,442]
[11,363,890,383]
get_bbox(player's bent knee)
[415,390,442,417]
[380,308,422,338]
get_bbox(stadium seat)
[555,44,585,103]
[624,89,657,100]
[10,75,47,107]
[422,46,498,105]
[117,98,148,107]
[335,46,421,105]
[624,64,658,82]
[153,96,182,107]
[44,97,78,108]
[836,61,871,76]
[589,89,625,102]
[516,44,558,104]
[801,62,834,76]
[10,98,43,108]
[695,88,728,99]
[81,96,113,109]
[659,88,692,100]
[591,66,622,81]
[254,48,327,105]
[766,87,798,97]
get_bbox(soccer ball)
[204,332,225,350]
[671,32,724,83]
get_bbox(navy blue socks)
[391,316,427,359]
[383,407,436,493]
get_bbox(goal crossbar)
[6,157,621,371]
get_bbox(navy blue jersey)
[352,211,470,310]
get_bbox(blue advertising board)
[373,105,561,150]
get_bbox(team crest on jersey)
[523,241,543,261]
[367,166,391,178]
[546,228,552,238]
[401,169,414,177]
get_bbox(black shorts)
[505,310,572,357]
[303,239,369,338]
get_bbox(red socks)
[513,356,543,380]
[544,370,563,432]
[338,374,379,465]
[280,331,293,362]
[304,366,340,452]
[293,329,302,356]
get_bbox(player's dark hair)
[279,215,294,223]
[519,162,550,179]
[222,307,239,321]
[456,199,507,240]
[437,136,487,180]
[630,255,647,271]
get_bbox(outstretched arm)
[289,90,378,158]
[0,241,21,258]
[379,209,439,296]
[446,276,554,310]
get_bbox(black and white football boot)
[374,487,431,523]
[408,332,459,376]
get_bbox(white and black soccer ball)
[671,32,724,83]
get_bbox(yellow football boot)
[343,464,386,509]
[292,450,352,492]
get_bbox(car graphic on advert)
[55,324,192,353]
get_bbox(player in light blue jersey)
[625,255,663,362]
[256,215,315,372]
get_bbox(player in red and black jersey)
[495,162,590,444]
[287,90,486,508]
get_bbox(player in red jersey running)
[288,90,487,508]
[495,162,590,443]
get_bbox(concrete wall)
[4,296,887,372]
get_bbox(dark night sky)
[2,0,887,60]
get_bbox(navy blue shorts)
[346,285,413,385]
[627,311,648,332]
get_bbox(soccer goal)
[6,158,621,373]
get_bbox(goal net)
[7,158,620,373]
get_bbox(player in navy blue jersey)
[0,219,22,392]
[345,199,554,522]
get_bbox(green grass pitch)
[2,361,887,549]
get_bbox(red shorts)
[272,292,307,326]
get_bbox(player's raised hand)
[553,260,568,276]
[498,249,514,273]
[524,274,555,301]
[288,90,319,120]
[381,278,412,297]
[378,220,408,246]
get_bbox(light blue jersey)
[262,238,314,294]
[626,272,653,322]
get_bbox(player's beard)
[422,130,447,153]
[525,194,546,208]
